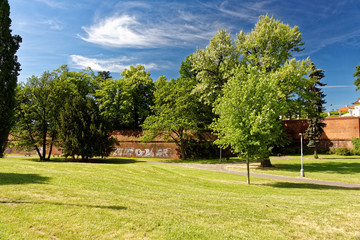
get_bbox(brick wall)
[283,117,360,149]
[7,117,360,158]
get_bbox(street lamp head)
[299,133,302,136]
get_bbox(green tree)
[212,65,287,183]
[93,77,132,130]
[304,63,326,158]
[13,72,60,160]
[0,0,22,157]
[192,15,312,166]
[236,15,304,72]
[190,29,239,106]
[354,65,360,90]
[121,65,155,129]
[142,59,212,159]
[97,71,112,80]
[58,95,115,161]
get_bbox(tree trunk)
[313,146,318,158]
[260,154,273,168]
[47,132,55,160]
[246,156,250,184]
[35,145,42,160]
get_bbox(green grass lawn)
[224,156,360,185]
[0,157,359,239]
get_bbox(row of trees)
[0,9,336,177]
[3,14,329,167]
[12,65,154,160]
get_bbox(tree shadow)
[0,199,126,210]
[29,158,144,165]
[265,162,360,175]
[0,173,50,185]
[263,182,359,190]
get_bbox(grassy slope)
[0,157,359,239]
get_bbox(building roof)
[338,106,354,112]
[352,98,360,105]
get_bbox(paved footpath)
[152,161,360,189]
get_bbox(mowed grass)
[225,156,360,185]
[0,157,359,239]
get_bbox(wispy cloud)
[70,55,157,73]
[199,0,271,23]
[321,85,356,89]
[42,19,63,30]
[79,13,218,48]
[36,0,66,9]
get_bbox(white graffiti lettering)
[113,147,134,157]
[112,147,171,158]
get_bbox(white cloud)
[79,13,218,48]
[42,19,63,30]
[70,55,158,73]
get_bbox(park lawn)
[0,158,359,239]
[226,156,360,185]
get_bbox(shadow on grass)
[0,199,126,210]
[267,162,360,175]
[264,182,359,190]
[30,158,144,165]
[0,173,50,185]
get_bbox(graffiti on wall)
[113,147,171,158]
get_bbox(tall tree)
[93,77,132,130]
[142,58,213,159]
[121,65,155,129]
[354,65,360,90]
[192,15,311,166]
[142,75,209,159]
[304,63,326,158]
[236,15,304,72]
[0,0,22,157]
[212,65,287,183]
[190,29,239,106]
[57,95,115,161]
[13,72,60,160]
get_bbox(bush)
[329,147,352,156]
[351,137,360,151]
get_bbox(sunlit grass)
[0,157,359,239]
[225,156,360,184]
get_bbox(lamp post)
[299,133,305,177]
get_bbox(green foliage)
[12,66,97,160]
[351,137,360,151]
[320,112,328,118]
[142,58,212,159]
[93,77,132,130]
[212,65,287,172]
[353,65,360,91]
[13,72,63,160]
[0,0,22,157]
[329,147,352,156]
[190,29,238,106]
[236,15,304,72]
[330,111,339,117]
[57,96,115,161]
[120,65,155,129]
[304,63,326,158]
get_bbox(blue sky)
[9,0,360,110]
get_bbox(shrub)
[351,137,360,151]
[329,147,352,156]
